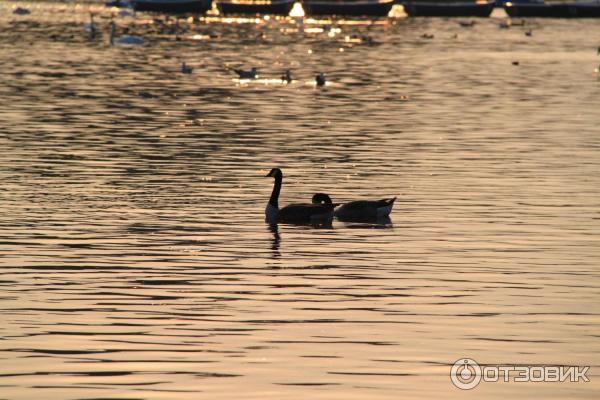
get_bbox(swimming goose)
[281,69,292,84]
[315,72,326,87]
[265,168,338,224]
[181,62,193,74]
[312,193,396,221]
[234,67,257,79]
[13,7,30,15]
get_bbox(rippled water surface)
[1,1,599,399]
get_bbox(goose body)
[281,69,292,84]
[13,7,30,15]
[265,168,337,224]
[234,67,257,79]
[313,193,396,221]
[315,72,326,87]
[181,62,193,74]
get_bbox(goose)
[181,62,193,74]
[265,168,338,224]
[525,29,533,37]
[13,7,30,15]
[312,193,396,221]
[315,72,326,87]
[109,21,144,46]
[234,67,257,79]
[281,69,292,84]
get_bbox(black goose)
[265,168,337,224]
[312,193,396,221]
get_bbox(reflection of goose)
[281,69,292,84]
[315,72,326,87]
[312,193,396,221]
[181,62,193,74]
[109,21,144,46]
[234,67,257,79]
[265,168,337,224]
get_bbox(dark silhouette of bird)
[525,29,533,37]
[315,72,326,87]
[512,61,520,66]
[233,67,257,79]
[281,69,292,84]
[181,62,193,74]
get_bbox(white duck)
[265,168,337,224]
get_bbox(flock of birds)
[178,64,327,86]
[264,168,396,224]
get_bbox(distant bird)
[525,29,533,37]
[118,9,134,17]
[13,7,30,15]
[233,67,257,79]
[312,193,396,221]
[459,20,475,28]
[421,33,434,39]
[109,21,144,46]
[499,20,511,29]
[281,69,292,84]
[512,61,520,66]
[315,72,326,87]
[84,13,97,39]
[181,62,193,74]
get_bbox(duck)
[109,21,145,46]
[315,72,326,87]
[312,193,396,221]
[281,69,292,84]
[13,7,30,15]
[234,67,257,79]
[265,168,338,224]
[525,29,533,37]
[181,62,193,74]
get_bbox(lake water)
[1,1,599,399]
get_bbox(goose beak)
[265,171,272,177]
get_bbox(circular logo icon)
[450,358,482,390]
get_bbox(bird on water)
[312,193,396,221]
[265,168,337,224]
[234,67,257,79]
[315,72,326,87]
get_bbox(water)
[1,1,599,398]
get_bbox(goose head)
[312,193,332,204]
[266,168,282,179]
